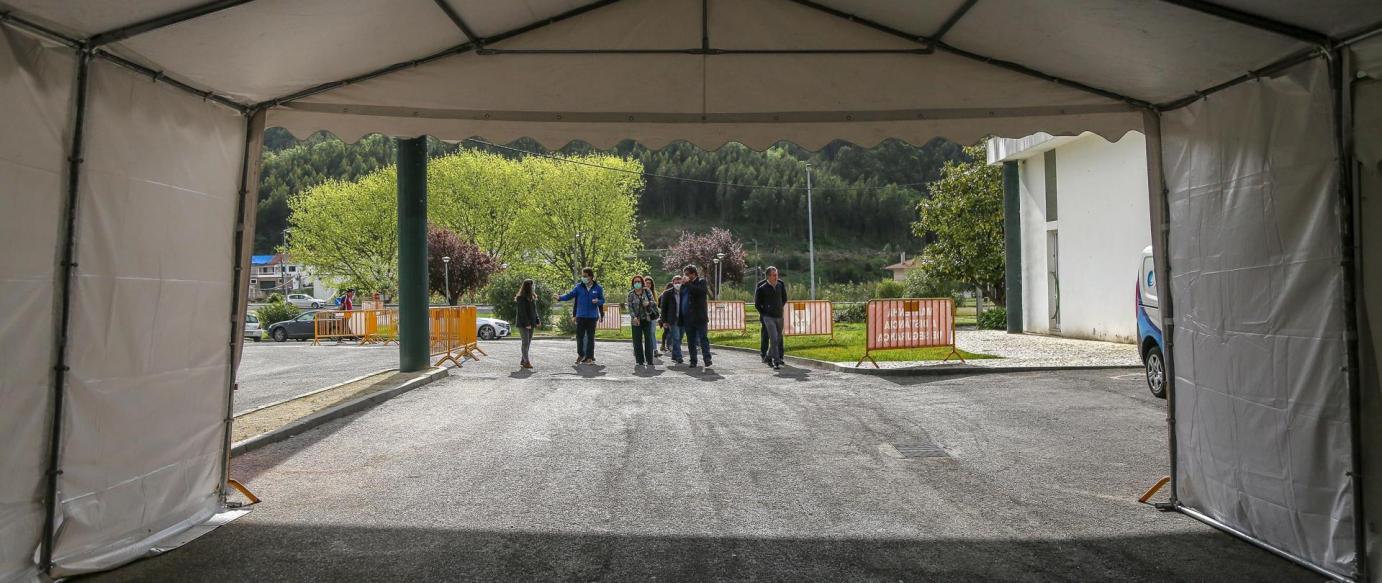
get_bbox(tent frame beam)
[1155,0,1331,46]
[929,0,979,46]
[89,0,258,47]
[0,13,251,114]
[431,0,482,46]
[262,0,1151,112]
[256,0,625,109]
[1158,18,1382,112]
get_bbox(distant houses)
[248,253,336,301]
[883,252,917,282]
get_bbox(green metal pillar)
[1003,161,1023,334]
[397,137,429,372]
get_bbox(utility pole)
[805,162,816,300]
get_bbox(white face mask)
[674,283,682,290]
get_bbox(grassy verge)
[596,321,991,363]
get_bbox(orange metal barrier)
[859,298,963,367]
[708,301,746,332]
[313,309,397,345]
[430,305,483,367]
[783,300,834,338]
[597,304,623,330]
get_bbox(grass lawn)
[596,321,992,363]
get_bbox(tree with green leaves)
[285,169,400,298]
[429,150,530,260]
[513,154,647,287]
[912,145,1005,305]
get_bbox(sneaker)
[773,363,782,370]
[689,361,698,368]
[583,357,595,364]
[705,359,713,367]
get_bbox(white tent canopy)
[2,1,1381,581]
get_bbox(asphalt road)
[233,341,401,413]
[91,340,1315,582]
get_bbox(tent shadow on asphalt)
[77,524,1316,582]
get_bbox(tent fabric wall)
[0,25,74,583]
[47,55,246,577]
[1161,58,1355,577]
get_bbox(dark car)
[268,311,317,342]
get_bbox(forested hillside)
[253,128,968,283]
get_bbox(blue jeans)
[685,324,711,364]
[631,319,656,364]
[664,324,683,361]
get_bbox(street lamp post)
[714,254,723,299]
[805,162,816,300]
[442,256,451,305]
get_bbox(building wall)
[1017,132,1150,342]
[1017,153,1049,334]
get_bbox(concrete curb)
[708,343,1142,377]
[231,366,449,457]
[234,368,397,417]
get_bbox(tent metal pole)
[219,110,265,503]
[783,0,932,50]
[1177,504,1352,582]
[257,0,624,109]
[92,49,249,114]
[1002,161,1022,334]
[89,0,258,47]
[39,46,91,575]
[397,137,430,373]
[1141,109,1178,506]
[0,10,82,49]
[1331,47,1369,583]
[431,0,482,46]
[929,0,979,46]
[1155,0,1331,46]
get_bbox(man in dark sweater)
[679,265,712,368]
[755,277,769,362]
[659,277,684,364]
[754,266,788,369]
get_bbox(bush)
[977,307,1007,330]
[484,271,555,325]
[555,306,579,334]
[265,292,285,304]
[255,299,299,327]
[874,279,904,299]
[903,268,959,299]
[834,302,867,323]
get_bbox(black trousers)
[575,317,598,359]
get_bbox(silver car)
[244,313,262,342]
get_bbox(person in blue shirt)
[558,267,605,365]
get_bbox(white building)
[988,132,1151,343]
[248,253,337,301]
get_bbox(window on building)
[1043,150,1058,221]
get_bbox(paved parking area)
[233,342,400,413]
[93,340,1312,582]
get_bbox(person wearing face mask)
[557,267,605,365]
[626,275,659,367]
[659,277,682,363]
[642,276,661,358]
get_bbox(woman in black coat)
[514,279,541,368]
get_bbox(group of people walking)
[510,264,790,370]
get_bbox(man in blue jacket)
[558,267,605,365]
[679,265,712,368]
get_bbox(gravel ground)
[86,341,1310,582]
[839,330,1143,369]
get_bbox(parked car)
[244,313,261,342]
[285,293,326,309]
[1136,245,1166,399]
[268,311,318,342]
[477,317,510,341]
